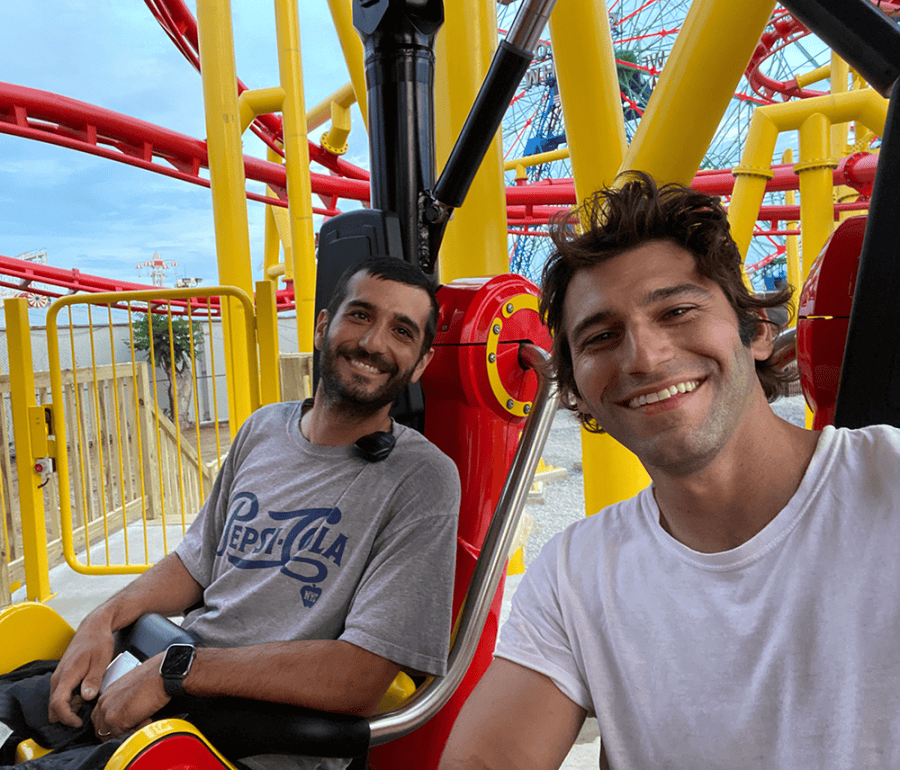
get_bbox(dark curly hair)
[540,171,795,432]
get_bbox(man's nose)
[620,323,673,375]
[358,322,390,354]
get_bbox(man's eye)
[663,306,693,321]
[583,330,616,348]
[395,327,412,338]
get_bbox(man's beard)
[319,340,416,419]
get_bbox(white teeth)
[350,359,381,374]
[627,380,698,408]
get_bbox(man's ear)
[749,310,776,362]
[409,347,435,384]
[313,309,329,351]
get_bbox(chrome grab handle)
[370,342,559,744]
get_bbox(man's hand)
[91,653,170,741]
[48,610,117,727]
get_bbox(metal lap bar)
[45,287,259,575]
[369,342,558,744]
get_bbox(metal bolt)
[492,323,501,335]
[506,399,514,409]
[506,303,514,314]
[488,353,496,363]
[523,403,531,414]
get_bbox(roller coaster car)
[0,274,554,770]
[797,215,867,430]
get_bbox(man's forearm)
[182,638,400,716]
[92,552,204,631]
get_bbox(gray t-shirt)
[173,402,460,766]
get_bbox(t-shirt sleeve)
[338,450,460,677]
[494,534,594,713]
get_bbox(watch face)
[161,644,196,677]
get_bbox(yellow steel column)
[620,0,777,183]
[829,54,858,223]
[264,147,289,283]
[549,0,627,192]
[550,0,648,515]
[256,280,282,406]
[729,111,780,259]
[5,298,51,601]
[796,111,836,271]
[434,0,509,282]
[327,0,368,126]
[782,149,802,324]
[196,0,255,434]
[274,0,317,353]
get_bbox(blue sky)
[0,1,369,290]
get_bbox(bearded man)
[47,257,460,770]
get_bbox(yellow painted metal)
[256,280,282,406]
[320,99,352,155]
[106,719,239,770]
[550,0,634,518]
[729,89,888,259]
[376,671,417,713]
[4,298,52,602]
[583,433,651,517]
[327,0,368,127]
[274,0,317,354]
[264,146,291,282]
[796,63,832,89]
[46,287,259,575]
[620,0,777,184]
[485,294,540,417]
[797,112,837,269]
[306,82,357,132]
[829,55,859,223]
[434,0,509,282]
[15,739,53,763]
[550,0,627,196]
[237,86,286,134]
[0,603,74,674]
[196,0,256,434]
[782,149,802,325]
[503,146,570,172]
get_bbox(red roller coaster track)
[0,0,885,301]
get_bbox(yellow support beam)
[728,89,888,260]
[434,0,509,282]
[550,0,627,196]
[306,82,357,132]
[274,0,317,354]
[196,0,256,435]
[549,0,647,517]
[4,298,52,602]
[256,280,282,406]
[327,0,369,127]
[620,0,777,184]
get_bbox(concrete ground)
[13,395,810,769]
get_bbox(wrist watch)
[160,643,196,697]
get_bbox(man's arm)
[439,659,587,770]
[48,552,204,727]
[90,637,401,739]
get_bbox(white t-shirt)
[497,425,900,769]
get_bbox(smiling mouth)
[625,379,700,408]
[348,357,387,376]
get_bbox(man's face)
[315,271,434,415]
[562,240,772,476]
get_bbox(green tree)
[130,311,205,422]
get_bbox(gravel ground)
[501,394,809,769]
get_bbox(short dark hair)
[326,257,440,355]
[540,171,794,432]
